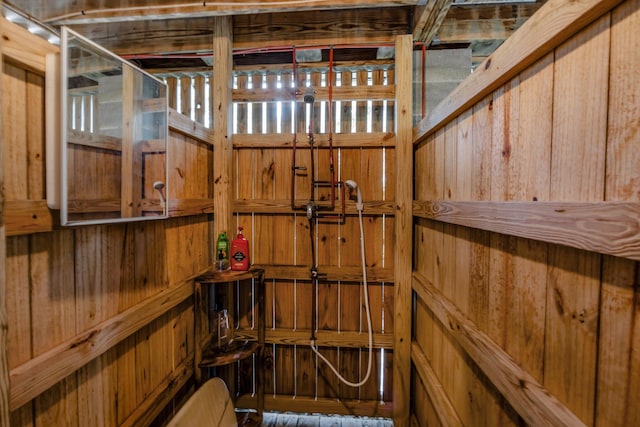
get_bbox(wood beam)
[232,132,396,149]
[0,16,10,427]
[251,264,394,283]
[393,34,413,427]
[4,201,53,236]
[120,357,194,427]
[413,0,454,43]
[413,200,640,261]
[9,279,195,410]
[233,198,394,215]
[232,8,410,50]
[212,16,234,250]
[436,3,544,43]
[233,328,394,349]
[67,6,410,56]
[37,1,419,25]
[412,273,586,427]
[414,0,626,142]
[412,342,463,427]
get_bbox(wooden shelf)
[196,267,265,284]
[194,266,265,422]
[199,340,261,367]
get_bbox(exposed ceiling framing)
[4,0,546,70]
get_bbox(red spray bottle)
[230,226,250,271]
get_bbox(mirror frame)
[60,27,169,225]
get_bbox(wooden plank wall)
[412,0,640,426]
[226,60,396,416]
[0,16,9,427]
[2,17,214,426]
[164,47,399,417]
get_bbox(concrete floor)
[260,413,394,427]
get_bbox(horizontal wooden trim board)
[68,130,122,152]
[412,272,585,427]
[413,200,640,261]
[5,200,53,236]
[411,342,462,427]
[234,59,395,74]
[234,328,393,350]
[234,200,395,215]
[413,0,625,142]
[232,132,396,148]
[120,357,194,427]
[9,277,199,410]
[142,198,215,216]
[252,264,394,283]
[235,394,393,419]
[233,84,395,103]
[168,108,214,145]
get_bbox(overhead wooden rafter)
[413,0,454,44]
[4,0,548,71]
[6,0,419,24]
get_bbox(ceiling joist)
[9,0,419,25]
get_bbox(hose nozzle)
[153,181,166,209]
[345,180,363,211]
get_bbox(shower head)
[303,86,315,104]
[153,181,166,208]
[345,180,363,211]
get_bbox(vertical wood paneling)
[3,63,28,199]
[598,2,640,426]
[31,231,78,425]
[439,121,458,410]
[411,3,640,427]
[166,77,177,110]
[0,18,9,425]
[194,75,205,124]
[3,23,208,427]
[546,15,610,425]
[4,57,34,425]
[179,76,191,118]
[488,75,525,427]
[26,72,45,199]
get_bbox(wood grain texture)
[545,14,610,425]
[120,357,193,427]
[0,17,58,72]
[9,279,194,410]
[392,34,413,427]
[0,17,9,427]
[411,342,463,427]
[413,273,585,427]
[414,0,625,142]
[4,200,54,236]
[597,1,640,425]
[212,16,234,240]
[412,200,640,261]
[168,108,214,145]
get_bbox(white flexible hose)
[310,206,373,387]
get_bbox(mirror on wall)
[61,27,168,225]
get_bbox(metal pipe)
[290,47,299,210]
[327,47,336,210]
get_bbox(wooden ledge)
[199,341,261,367]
